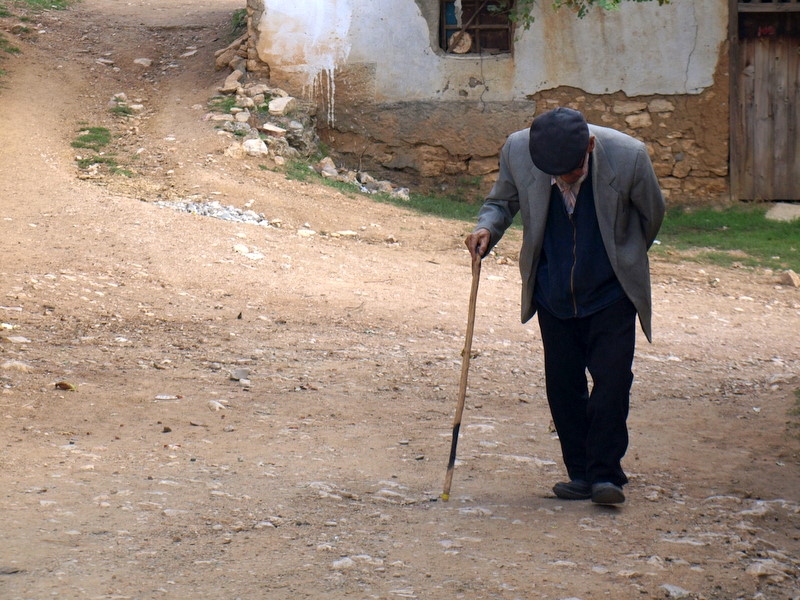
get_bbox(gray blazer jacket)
[476,124,666,342]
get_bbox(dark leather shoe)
[553,479,591,500]
[591,482,625,505]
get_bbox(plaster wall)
[254,0,727,103]
[249,0,731,202]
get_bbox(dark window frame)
[440,0,515,55]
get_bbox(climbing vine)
[489,0,671,30]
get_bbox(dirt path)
[1,2,799,599]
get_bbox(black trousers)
[536,297,637,487]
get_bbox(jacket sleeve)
[474,137,520,252]
[630,144,666,248]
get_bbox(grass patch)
[231,8,247,36]
[76,155,115,169]
[72,126,131,176]
[282,160,484,222]
[0,34,20,54]
[75,154,132,177]
[0,0,70,16]
[110,104,133,117]
[209,95,237,113]
[655,204,800,272]
[16,0,70,9]
[282,161,798,264]
[72,127,111,152]
[0,0,72,67]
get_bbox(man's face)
[558,137,596,185]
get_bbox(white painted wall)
[254,0,727,103]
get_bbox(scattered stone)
[242,138,269,157]
[268,96,296,116]
[222,121,252,136]
[219,70,244,94]
[261,123,286,137]
[746,558,792,583]
[765,202,800,223]
[779,269,800,288]
[230,368,251,381]
[235,95,255,109]
[1,360,32,372]
[660,583,692,598]
[214,33,247,70]
[332,557,355,570]
[317,157,338,178]
[133,58,152,67]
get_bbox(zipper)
[569,213,578,316]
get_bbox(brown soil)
[1,2,798,599]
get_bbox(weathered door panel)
[734,13,800,200]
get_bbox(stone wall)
[318,72,731,205]
[526,66,731,205]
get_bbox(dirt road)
[1,1,798,598]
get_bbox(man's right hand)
[465,228,491,260]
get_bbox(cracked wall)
[249,0,729,202]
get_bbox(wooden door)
[731,4,800,200]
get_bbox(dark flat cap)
[528,107,590,175]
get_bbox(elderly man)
[466,107,665,505]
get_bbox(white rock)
[261,123,286,137]
[746,559,790,582]
[133,58,152,67]
[224,144,246,159]
[660,584,692,598]
[1,360,32,372]
[779,269,800,287]
[242,138,269,157]
[268,96,296,116]
[332,557,355,570]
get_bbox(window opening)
[440,0,514,55]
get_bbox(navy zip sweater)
[533,162,626,319]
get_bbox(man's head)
[529,107,592,181]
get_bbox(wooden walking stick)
[442,252,482,501]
